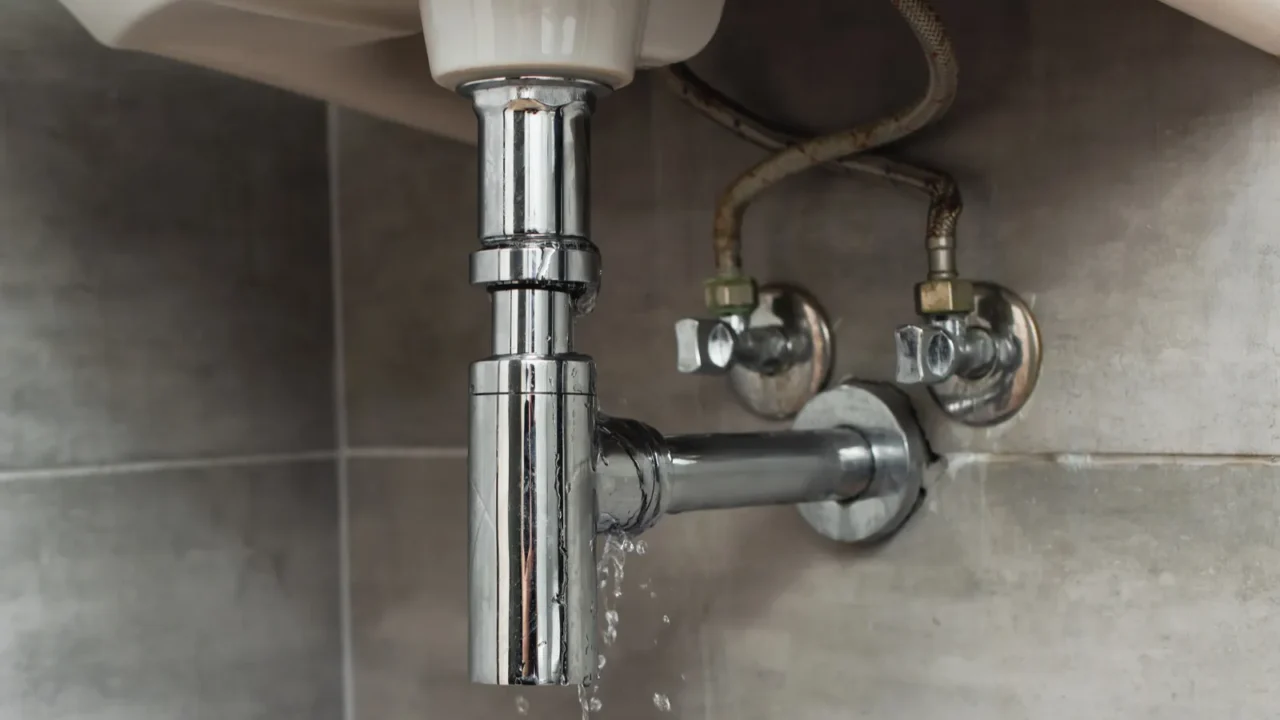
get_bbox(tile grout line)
[0,451,336,483]
[346,446,468,460]
[328,103,357,720]
[5,447,1269,485]
[944,451,1280,469]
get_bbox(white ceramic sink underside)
[57,0,1280,144]
[58,0,723,142]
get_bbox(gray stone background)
[5,0,1280,717]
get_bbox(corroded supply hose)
[663,0,961,305]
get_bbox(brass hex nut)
[915,279,975,316]
[704,275,758,316]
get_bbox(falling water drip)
[603,610,619,645]
[515,696,529,715]
[582,532,640,719]
[609,546,626,597]
[662,614,670,624]
[653,693,671,712]
[578,683,590,720]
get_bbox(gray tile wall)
[335,0,1280,717]
[11,0,1280,716]
[1,8,334,468]
[0,3,340,719]
[349,457,1280,719]
[0,461,342,720]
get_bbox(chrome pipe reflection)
[491,289,574,355]
[469,379,595,686]
[595,420,875,534]
[461,76,919,693]
[470,78,597,243]
[464,77,603,687]
[666,429,872,513]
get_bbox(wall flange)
[675,283,833,420]
[927,282,1041,426]
[729,284,833,420]
[793,382,927,543]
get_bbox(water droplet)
[599,579,607,588]
[605,610,618,625]
[620,536,635,553]
[662,614,670,624]
[650,591,657,599]
[639,581,649,590]
[680,673,687,681]
[589,698,603,712]
[597,654,607,670]
[634,540,648,555]
[515,696,529,715]
[653,693,671,712]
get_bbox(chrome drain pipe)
[465,78,603,688]
[595,421,875,533]
[463,78,928,689]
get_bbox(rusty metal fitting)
[915,278,974,316]
[705,275,759,316]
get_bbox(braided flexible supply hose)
[690,0,960,307]
[661,63,963,281]
[660,64,945,195]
